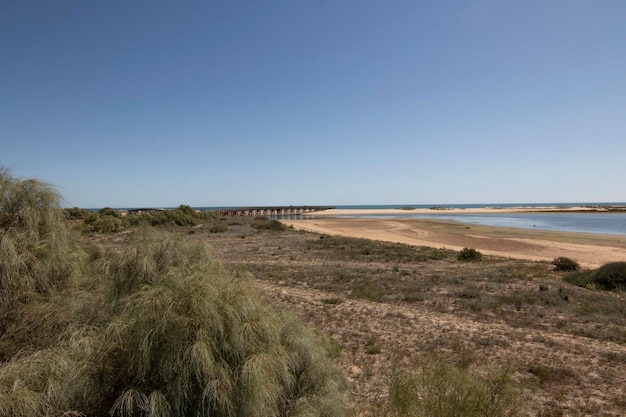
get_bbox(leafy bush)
[594,262,626,291]
[98,206,120,217]
[83,212,123,233]
[63,206,93,219]
[552,257,579,272]
[565,261,626,291]
[458,247,482,262]
[252,218,286,231]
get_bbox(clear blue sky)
[2,1,625,208]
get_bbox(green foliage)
[81,238,344,416]
[98,206,120,217]
[458,247,482,262]
[251,218,287,231]
[551,257,579,272]
[177,204,198,217]
[0,168,76,340]
[124,208,200,228]
[83,212,123,233]
[565,262,626,291]
[63,206,92,220]
[0,170,348,416]
[594,262,626,291]
[382,355,524,417]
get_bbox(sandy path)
[282,217,626,268]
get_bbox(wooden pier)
[215,206,333,217]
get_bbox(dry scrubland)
[93,217,626,416]
[2,175,626,417]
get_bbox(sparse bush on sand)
[551,257,579,272]
[0,169,347,417]
[457,247,482,262]
[594,262,626,291]
[252,218,287,231]
[381,355,524,417]
[83,211,124,233]
[565,261,626,291]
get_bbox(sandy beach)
[307,206,613,216]
[283,208,626,268]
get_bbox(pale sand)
[282,210,626,268]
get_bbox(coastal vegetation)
[565,261,626,291]
[457,247,483,262]
[3,169,626,416]
[551,256,580,272]
[0,170,346,416]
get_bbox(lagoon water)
[301,203,626,236]
[330,212,626,236]
[201,203,626,236]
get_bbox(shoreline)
[308,206,625,216]
[282,215,626,268]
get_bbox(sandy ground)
[283,209,626,268]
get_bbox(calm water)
[194,202,626,236]
[275,203,625,236]
[327,212,626,236]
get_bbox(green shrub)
[565,262,626,291]
[594,262,626,291]
[0,169,75,318]
[252,218,286,231]
[0,169,348,416]
[63,206,93,220]
[125,208,199,227]
[0,168,78,361]
[177,204,198,217]
[83,212,123,233]
[87,238,347,416]
[563,270,595,289]
[551,257,579,272]
[98,206,120,217]
[458,247,482,262]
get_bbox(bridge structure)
[215,206,334,217]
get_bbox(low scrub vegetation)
[0,170,346,416]
[251,217,287,231]
[380,355,524,417]
[551,256,579,272]
[457,247,482,262]
[6,168,626,416]
[566,261,626,291]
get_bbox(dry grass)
[21,211,625,416]
[165,218,626,417]
[1,170,348,417]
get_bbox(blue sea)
[301,203,626,236]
